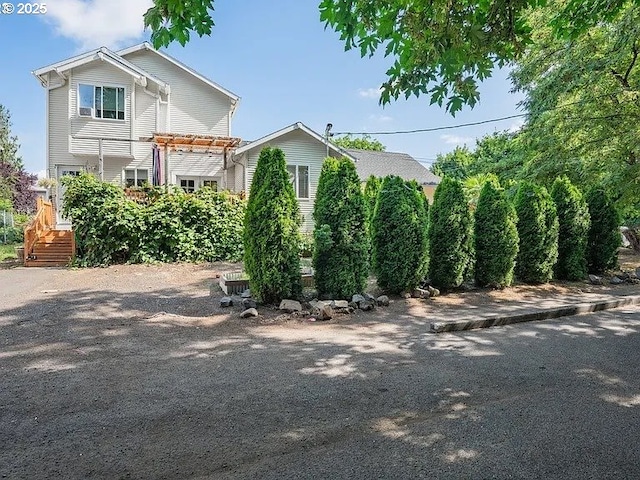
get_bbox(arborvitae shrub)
[514,182,559,283]
[474,179,519,287]
[371,175,428,293]
[551,177,590,280]
[363,175,382,227]
[586,187,620,273]
[312,157,370,299]
[243,147,302,303]
[428,177,473,288]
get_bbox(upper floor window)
[79,84,125,120]
[287,165,309,199]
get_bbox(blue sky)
[0,0,524,176]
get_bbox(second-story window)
[79,84,125,120]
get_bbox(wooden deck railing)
[24,197,54,263]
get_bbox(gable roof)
[346,148,441,185]
[33,46,170,93]
[235,122,355,158]
[117,42,239,108]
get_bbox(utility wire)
[334,90,631,137]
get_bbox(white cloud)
[440,134,473,146]
[37,170,47,179]
[357,87,382,99]
[368,114,393,123]
[45,0,153,50]
[508,119,525,133]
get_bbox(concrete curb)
[430,295,640,333]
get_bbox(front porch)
[23,197,75,267]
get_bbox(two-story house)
[33,43,440,232]
[33,42,240,225]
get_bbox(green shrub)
[243,147,301,304]
[313,157,370,299]
[363,175,382,227]
[514,182,559,283]
[61,173,246,266]
[474,179,519,287]
[371,175,428,294]
[428,177,473,288]
[586,187,620,273]
[551,177,590,280]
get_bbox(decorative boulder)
[279,299,303,313]
[242,298,257,309]
[240,308,258,318]
[359,300,375,311]
[351,294,366,306]
[332,300,349,309]
[220,297,233,307]
[313,304,334,321]
[412,288,430,299]
[376,295,390,307]
[589,274,603,285]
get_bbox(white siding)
[69,62,133,157]
[169,152,224,182]
[48,75,72,170]
[122,50,232,136]
[245,130,329,231]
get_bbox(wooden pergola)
[139,132,242,187]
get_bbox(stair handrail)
[24,197,54,264]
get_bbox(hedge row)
[62,174,246,267]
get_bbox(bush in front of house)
[428,176,473,289]
[363,175,382,228]
[474,178,519,288]
[586,187,621,273]
[61,173,246,266]
[371,175,429,294]
[243,147,302,304]
[514,182,559,283]
[551,176,590,280]
[313,157,370,299]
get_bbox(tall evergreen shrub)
[313,157,370,299]
[428,177,473,288]
[586,187,620,273]
[371,175,428,293]
[363,175,382,227]
[474,179,519,287]
[514,182,559,283]
[243,147,302,303]
[551,176,590,280]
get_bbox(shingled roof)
[345,148,441,185]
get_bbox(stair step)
[25,260,70,267]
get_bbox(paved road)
[1,269,639,479]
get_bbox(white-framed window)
[202,180,218,191]
[78,83,125,120]
[124,169,148,187]
[287,165,309,199]
[180,178,196,193]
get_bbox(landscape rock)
[636,267,640,279]
[412,288,430,299]
[332,300,349,309]
[376,295,390,307]
[359,300,375,311]
[241,289,252,298]
[427,286,440,298]
[240,308,258,318]
[242,298,257,309]
[351,294,366,306]
[364,293,376,302]
[279,299,302,313]
[610,276,625,285]
[589,274,603,285]
[400,292,412,299]
[220,297,233,307]
[348,301,359,310]
[313,304,334,321]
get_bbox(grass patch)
[0,243,19,261]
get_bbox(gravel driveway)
[2,264,640,479]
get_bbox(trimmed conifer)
[313,157,370,299]
[428,177,473,289]
[586,187,620,273]
[363,175,382,227]
[551,176,590,280]
[514,182,559,283]
[371,175,428,293]
[474,179,519,287]
[243,147,302,303]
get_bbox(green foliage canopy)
[333,134,386,151]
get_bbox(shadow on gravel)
[2,287,640,479]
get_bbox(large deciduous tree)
[146,0,636,114]
[332,134,385,152]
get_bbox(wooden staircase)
[24,198,75,267]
